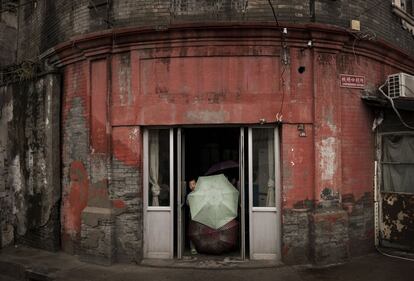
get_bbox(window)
[252,128,276,207]
[381,134,414,193]
[393,0,412,12]
[393,0,413,16]
[392,0,414,35]
[401,0,413,14]
[148,129,171,206]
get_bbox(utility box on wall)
[387,73,414,98]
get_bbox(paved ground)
[1,246,414,281]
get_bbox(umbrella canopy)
[188,219,239,254]
[205,160,239,176]
[188,174,239,229]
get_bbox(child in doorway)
[187,179,198,255]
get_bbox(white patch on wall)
[27,147,34,195]
[10,155,22,193]
[45,91,51,127]
[186,110,229,123]
[129,128,140,141]
[4,102,13,122]
[10,155,27,235]
[319,137,337,181]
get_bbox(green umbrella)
[188,174,239,230]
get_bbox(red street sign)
[339,74,365,89]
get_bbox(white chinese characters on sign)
[340,74,365,89]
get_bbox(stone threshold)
[141,257,283,269]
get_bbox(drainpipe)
[374,160,380,247]
[310,0,315,22]
[15,0,21,63]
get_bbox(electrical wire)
[267,0,287,122]
[376,246,414,262]
[378,80,414,130]
[267,0,280,27]
[350,28,376,73]
[357,0,389,18]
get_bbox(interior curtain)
[149,130,160,206]
[266,129,275,207]
[382,135,414,193]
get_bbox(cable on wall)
[378,80,414,130]
[357,0,390,18]
[267,0,288,123]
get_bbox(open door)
[177,128,186,259]
[143,128,174,259]
[248,127,281,260]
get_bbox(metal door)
[143,128,174,259]
[248,127,281,260]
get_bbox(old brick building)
[1,0,414,266]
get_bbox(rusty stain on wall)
[381,192,414,250]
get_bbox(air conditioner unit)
[387,73,414,98]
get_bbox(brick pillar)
[310,47,349,265]
[80,59,116,265]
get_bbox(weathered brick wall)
[61,61,90,254]
[0,1,17,68]
[310,209,350,265]
[110,126,143,263]
[0,73,60,251]
[282,210,311,264]
[13,0,414,63]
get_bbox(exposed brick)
[11,0,414,63]
[282,209,311,264]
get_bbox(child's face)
[189,180,196,191]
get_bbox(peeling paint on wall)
[381,193,414,250]
[319,137,337,182]
[186,110,229,123]
[9,155,27,236]
[118,53,132,106]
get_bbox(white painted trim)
[143,129,149,257]
[147,207,171,212]
[240,127,246,260]
[251,253,278,260]
[169,128,174,258]
[274,127,282,261]
[252,207,278,212]
[248,127,253,259]
[177,128,183,259]
[146,252,172,259]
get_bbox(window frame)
[380,131,414,195]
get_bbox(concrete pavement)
[0,245,414,281]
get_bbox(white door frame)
[143,128,174,259]
[248,127,281,260]
[177,128,186,259]
[176,126,246,260]
[143,126,281,260]
[239,127,246,260]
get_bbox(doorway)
[143,126,281,261]
[179,127,243,260]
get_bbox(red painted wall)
[58,26,414,258]
[61,61,90,253]
[61,43,389,229]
